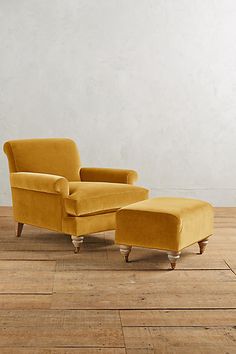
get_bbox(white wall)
[1,0,236,206]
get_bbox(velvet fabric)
[10,172,69,197]
[4,138,149,237]
[115,197,213,252]
[62,212,117,236]
[4,138,81,180]
[80,167,138,184]
[11,188,64,231]
[65,182,148,216]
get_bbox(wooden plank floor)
[0,208,236,353]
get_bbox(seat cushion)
[115,197,214,251]
[64,182,149,216]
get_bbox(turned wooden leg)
[16,222,24,237]
[198,237,209,254]
[120,245,132,263]
[71,235,84,253]
[167,251,181,270]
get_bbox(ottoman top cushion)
[119,197,212,218]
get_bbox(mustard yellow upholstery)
[10,172,69,197]
[65,182,147,216]
[4,138,81,180]
[80,167,137,184]
[116,197,214,252]
[4,138,149,241]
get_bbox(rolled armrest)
[10,172,69,197]
[80,167,138,185]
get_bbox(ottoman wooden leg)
[120,245,132,263]
[71,235,84,254]
[167,251,181,270]
[198,237,209,254]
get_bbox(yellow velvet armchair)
[4,138,148,252]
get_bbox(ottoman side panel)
[115,209,182,251]
[179,203,214,249]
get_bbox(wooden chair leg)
[198,237,209,254]
[71,235,84,253]
[120,245,132,262]
[167,251,181,270]
[16,222,24,237]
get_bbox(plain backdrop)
[0,0,236,206]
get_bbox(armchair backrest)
[4,138,81,181]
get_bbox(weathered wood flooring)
[0,207,235,353]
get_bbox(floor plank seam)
[0,292,52,295]
[51,264,57,302]
[45,307,236,310]
[118,310,127,354]
[0,346,126,349]
[1,308,236,311]
[224,260,236,277]
[0,259,56,262]
[25,268,233,271]
[121,325,236,328]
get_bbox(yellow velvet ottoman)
[115,197,214,269]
